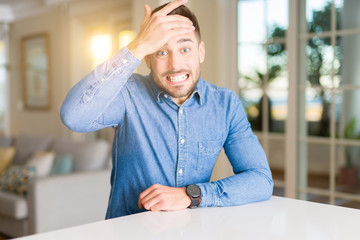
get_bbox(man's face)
[145,31,205,105]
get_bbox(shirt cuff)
[94,47,141,81]
[196,182,221,208]
[112,47,141,75]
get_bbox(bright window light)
[118,31,136,50]
[91,34,112,67]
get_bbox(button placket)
[176,107,187,187]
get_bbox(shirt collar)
[148,74,204,105]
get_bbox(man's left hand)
[138,184,191,212]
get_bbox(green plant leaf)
[345,118,356,139]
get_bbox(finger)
[140,187,166,210]
[164,27,196,41]
[138,189,150,209]
[155,14,193,24]
[138,184,161,209]
[143,195,162,211]
[144,4,152,20]
[149,202,165,212]
[140,184,158,199]
[138,196,143,209]
[154,0,188,16]
[154,15,193,28]
[141,188,163,209]
[158,21,195,32]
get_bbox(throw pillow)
[0,165,36,195]
[26,151,55,178]
[51,138,110,172]
[0,146,16,175]
[50,154,73,175]
[12,134,53,165]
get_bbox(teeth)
[168,74,188,82]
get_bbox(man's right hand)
[127,0,195,60]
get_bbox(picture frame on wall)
[21,33,51,110]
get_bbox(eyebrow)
[160,38,194,49]
[177,38,193,44]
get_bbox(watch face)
[187,184,201,197]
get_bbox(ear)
[199,41,205,63]
[145,55,151,69]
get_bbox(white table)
[16,196,360,240]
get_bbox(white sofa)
[0,134,111,238]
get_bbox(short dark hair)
[152,3,201,39]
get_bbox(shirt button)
[100,77,105,82]
[179,109,183,114]
[180,139,185,144]
[164,94,168,98]
[179,169,183,175]
[122,59,128,64]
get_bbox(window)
[237,0,360,208]
[89,30,135,68]
[90,34,112,68]
[237,0,289,196]
[298,0,360,208]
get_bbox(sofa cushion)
[26,151,55,178]
[0,190,27,219]
[51,138,109,172]
[0,146,16,175]
[0,166,36,196]
[50,154,73,175]
[13,134,54,165]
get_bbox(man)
[61,0,273,219]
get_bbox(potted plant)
[339,118,360,186]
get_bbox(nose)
[167,52,182,70]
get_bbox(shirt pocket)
[197,140,223,173]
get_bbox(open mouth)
[166,73,189,83]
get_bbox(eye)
[181,47,191,53]
[157,50,168,56]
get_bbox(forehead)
[161,32,199,48]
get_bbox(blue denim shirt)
[60,47,273,218]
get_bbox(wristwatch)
[186,184,201,208]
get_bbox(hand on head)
[127,0,195,60]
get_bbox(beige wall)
[9,8,65,137]
[8,0,131,138]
